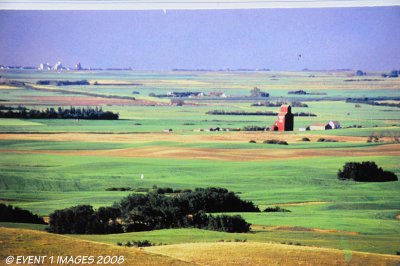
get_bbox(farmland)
[0,70,399,265]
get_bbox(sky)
[0,7,399,70]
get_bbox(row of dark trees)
[0,204,45,224]
[47,187,258,234]
[207,110,317,117]
[36,80,90,86]
[346,98,400,108]
[251,101,308,108]
[287,90,326,95]
[0,106,119,120]
[0,105,27,111]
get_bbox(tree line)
[47,187,258,234]
[0,106,119,120]
[206,110,316,117]
[251,101,308,108]
[346,98,400,108]
[36,80,90,86]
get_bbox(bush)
[263,139,288,145]
[317,138,338,142]
[249,140,257,143]
[132,240,154,247]
[0,204,45,224]
[243,126,266,131]
[338,161,398,182]
[106,187,132,191]
[263,206,291,212]
[301,137,310,142]
[207,215,251,233]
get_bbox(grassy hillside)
[145,242,400,266]
[0,228,192,266]
[1,227,398,265]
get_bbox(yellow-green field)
[0,70,399,265]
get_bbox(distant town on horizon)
[1,61,399,74]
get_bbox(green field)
[0,70,399,258]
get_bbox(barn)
[271,105,294,131]
[328,121,341,129]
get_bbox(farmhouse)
[309,123,330,131]
[271,105,294,131]
[209,91,227,98]
[308,121,341,131]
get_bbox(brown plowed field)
[1,144,399,161]
[0,132,384,143]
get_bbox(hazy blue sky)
[0,7,399,70]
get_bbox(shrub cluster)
[338,161,398,182]
[281,241,303,246]
[263,139,288,145]
[47,206,122,234]
[263,206,291,212]
[242,125,267,131]
[366,136,381,143]
[0,204,45,224]
[48,188,258,234]
[250,87,269,98]
[117,240,154,247]
[317,138,338,142]
[0,106,118,120]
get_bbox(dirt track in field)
[259,225,359,236]
[273,201,329,206]
[1,143,399,161]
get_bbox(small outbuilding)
[328,121,341,129]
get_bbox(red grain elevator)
[271,105,294,131]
